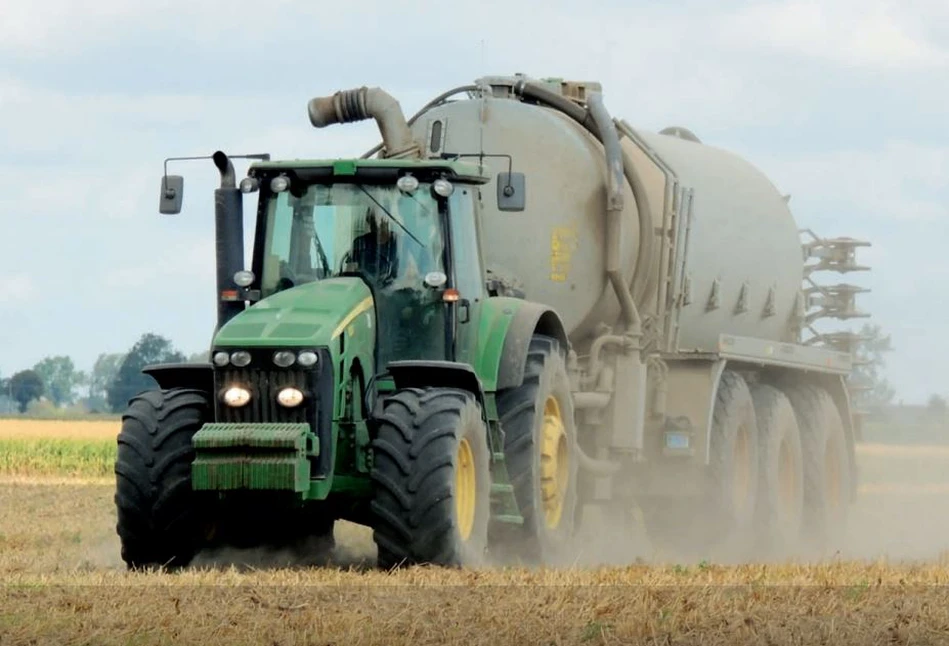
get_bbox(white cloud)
[720,0,949,70]
[755,140,949,223]
[0,274,34,304]
[104,236,214,289]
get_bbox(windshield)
[259,183,445,297]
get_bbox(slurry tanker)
[115,74,870,569]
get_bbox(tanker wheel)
[705,370,760,557]
[749,383,804,559]
[782,382,852,554]
[495,334,579,565]
[369,387,491,569]
[114,388,212,571]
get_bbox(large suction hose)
[359,85,482,159]
[308,87,421,160]
[510,79,655,316]
[587,91,642,336]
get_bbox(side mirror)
[159,175,184,214]
[497,172,526,212]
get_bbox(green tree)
[107,334,185,413]
[0,373,12,414]
[9,370,45,413]
[33,355,87,407]
[928,394,947,418]
[850,323,895,410]
[86,352,126,412]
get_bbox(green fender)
[474,297,570,393]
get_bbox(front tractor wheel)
[495,335,579,565]
[369,387,491,569]
[114,388,211,570]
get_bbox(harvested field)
[0,418,119,440]
[3,419,949,644]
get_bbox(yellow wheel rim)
[540,395,569,529]
[455,437,477,541]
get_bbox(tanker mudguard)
[496,302,569,391]
[142,362,214,394]
[387,360,486,408]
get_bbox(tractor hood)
[212,277,374,348]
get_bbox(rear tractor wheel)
[369,387,491,569]
[495,335,579,565]
[114,388,212,570]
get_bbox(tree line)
[0,333,207,415]
[1,323,945,418]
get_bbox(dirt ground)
[2,443,949,644]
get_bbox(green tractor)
[114,87,578,570]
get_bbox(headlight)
[230,351,252,367]
[223,386,251,407]
[270,176,290,193]
[239,177,259,193]
[297,350,318,367]
[233,270,255,287]
[433,178,454,197]
[273,351,296,368]
[397,175,419,194]
[212,351,230,367]
[277,387,304,408]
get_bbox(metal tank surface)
[410,95,641,344]
[633,129,805,352]
[407,77,805,352]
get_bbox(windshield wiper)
[355,184,425,248]
[313,235,331,276]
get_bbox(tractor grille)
[209,346,335,478]
[215,368,310,424]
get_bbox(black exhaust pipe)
[212,150,245,333]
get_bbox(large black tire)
[495,335,579,565]
[749,383,804,558]
[782,383,851,554]
[370,387,491,569]
[705,370,760,556]
[114,388,211,570]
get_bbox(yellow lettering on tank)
[550,225,579,283]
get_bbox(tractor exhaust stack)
[211,150,245,333]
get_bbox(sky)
[1,0,947,404]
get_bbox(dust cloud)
[191,537,376,572]
[556,442,949,568]
[68,441,949,572]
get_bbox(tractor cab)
[241,159,493,369]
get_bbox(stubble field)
[3,418,949,645]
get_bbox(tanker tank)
[406,78,805,353]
